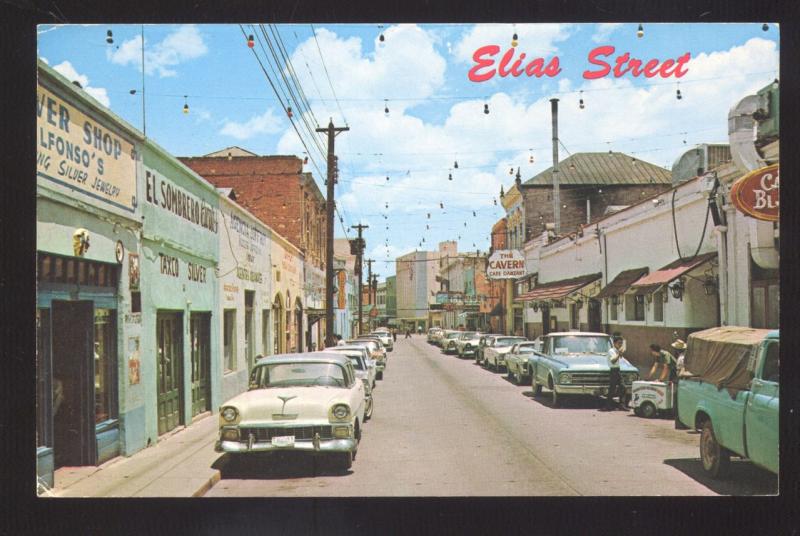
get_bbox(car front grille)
[240,425,334,441]
[566,372,636,385]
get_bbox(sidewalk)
[50,413,221,498]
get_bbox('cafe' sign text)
[730,164,779,222]
[487,250,527,279]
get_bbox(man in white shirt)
[601,335,627,411]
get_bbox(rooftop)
[523,152,671,187]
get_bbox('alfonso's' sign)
[487,250,527,279]
[730,164,779,222]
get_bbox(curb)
[192,470,221,497]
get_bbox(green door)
[745,340,779,473]
[157,312,183,435]
[190,313,211,417]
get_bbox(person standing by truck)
[601,335,626,411]
[648,343,677,383]
[670,339,686,426]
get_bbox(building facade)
[385,275,397,327]
[396,242,455,332]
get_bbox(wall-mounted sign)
[729,164,779,222]
[37,84,137,212]
[487,249,526,279]
[128,253,140,290]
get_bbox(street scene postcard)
[34,21,780,500]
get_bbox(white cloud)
[591,23,624,43]
[52,60,110,107]
[220,108,283,140]
[108,24,208,77]
[453,24,572,63]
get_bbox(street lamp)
[702,275,718,296]
[669,278,685,300]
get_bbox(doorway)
[157,312,183,436]
[51,300,95,468]
[588,299,602,332]
[244,291,255,370]
[190,313,211,418]
[295,300,304,352]
[540,304,551,336]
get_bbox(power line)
[310,23,348,126]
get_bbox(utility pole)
[351,224,368,336]
[365,258,374,332]
[372,273,379,330]
[550,98,560,235]
[317,119,349,348]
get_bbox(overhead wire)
[310,23,348,125]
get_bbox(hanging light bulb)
[426,224,429,230]
[511,32,519,47]
[287,106,293,118]
[579,90,585,109]
[427,213,431,219]
[473,211,476,217]
[378,25,385,42]
[762,23,769,31]
[183,95,189,114]
[493,198,497,206]
[384,99,389,115]
[448,172,453,181]
[464,222,467,227]
[385,202,389,209]
[454,160,459,169]
[529,149,534,164]
[676,82,682,100]
[386,176,390,181]
[303,155,309,164]
[439,202,444,209]
[106,30,114,45]
[247,34,255,48]
[509,167,514,176]
[637,24,644,38]
[484,103,489,115]
[129,89,137,95]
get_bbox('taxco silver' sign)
[486,250,526,279]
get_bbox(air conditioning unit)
[671,144,731,186]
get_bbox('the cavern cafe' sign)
[37,84,137,212]
[730,164,779,222]
[487,250,527,280]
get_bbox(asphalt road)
[204,335,777,497]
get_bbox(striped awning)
[630,252,716,292]
[515,273,601,302]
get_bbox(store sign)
[730,164,779,222]
[37,84,137,212]
[487,250,526,279]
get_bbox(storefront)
[140,142,220,440]
[304,263,326,350]
[36,61,142,486]
[270,232,304,353]
[217,192,272,402]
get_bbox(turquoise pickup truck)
[677,327,778,477]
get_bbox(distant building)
[385,275,397,326]
[396,241,456,331]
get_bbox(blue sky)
[38,23,779,277]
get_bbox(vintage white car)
[440,331,464,354]
[323,344,377,389]
[504,340,542,384]
[454,331,484,358]
[346,339,386,379]
[369,330,394,352]
[427,327,443,344]
[483,336,528,371]
[215,352,365,470]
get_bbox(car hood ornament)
[277,395,297,414]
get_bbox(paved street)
[204,335,777,497]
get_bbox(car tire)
[335,451,353,472]
[376,370,383,381]
[700,420,730,478]
[633,406,644,417]
[364,398,373,421]
[550,377,560,407]
[640,401,657,419]
[532,370,542,396]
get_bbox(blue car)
[528,332,640,407]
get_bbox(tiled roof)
[516,273,602,302]
[523,152,671,186]
[630,252,717,289]
[596,267,649,299]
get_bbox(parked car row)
[213,334,394,473]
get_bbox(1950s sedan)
[215,352,365,470]
[529,332,639,407]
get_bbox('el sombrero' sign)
[729,164,779,222]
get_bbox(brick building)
[179,149,327,272]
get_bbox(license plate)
[271,435,295,447]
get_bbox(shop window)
[609,301,618,321]
[53,257,64,282]
[262,309,271,356]
[653,291,664,322]
[569,303,579,329]
[223,310,237,372]
[36,308,52,448]
[625,294,645,321]
[66,259,77,284]
[93,308,117,424]
[752,281,779,329]
[130,291,141,313]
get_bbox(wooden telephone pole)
[317,119,349,348]
[365,258,374,332]
[351,224,368,336]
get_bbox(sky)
[37,23,779,278]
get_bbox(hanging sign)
[729,164,779,222]
[487,250,527,279]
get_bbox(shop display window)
[93,308,117,423]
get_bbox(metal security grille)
[240,426,334,441]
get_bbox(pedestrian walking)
[392,327,397,342]
[601,335,626,411]
[648,343,677,383]
[405,328,411,339]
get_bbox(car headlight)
[558,373,572,384]
[221,406,238,422]
[465,343,472,349]
[221,427,240,441]
[331,404,350,420]
[361,378,371,393]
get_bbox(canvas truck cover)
[684,326,771,395]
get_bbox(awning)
[515,273,602,302]
[489,302,505,316]
[630,252,717,291]
[596,267,649,299]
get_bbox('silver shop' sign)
[37,84,137,212]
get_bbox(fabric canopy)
[684,326,772,396]
[515,273,601,302]
[596,267,649,299]
[630,252,716,289]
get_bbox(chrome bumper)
[554,384,633,396]
[216,437,356,453]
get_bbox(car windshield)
[252,362,347,388]
[517,345,537,353]
[496,337,527,347]
[551,335,611,354]
[447,333,461,339]
[324,349,365,370]
[460,332,478,339]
